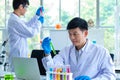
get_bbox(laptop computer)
[12,57,41,80]
[31,50,60,75]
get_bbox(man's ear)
[19,4,23,10]
[84,30,88,37]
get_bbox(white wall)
[50,30,71,50]
[50,28,104,50]
[87,28,104,46]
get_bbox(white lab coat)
[42,40,116,80]
[7,13,40,71]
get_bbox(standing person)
[41,17,116,80]
[7,0,44,71]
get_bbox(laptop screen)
[12,57,41,80]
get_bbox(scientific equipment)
[55,23,61,30]
[46,65,73,80]
[4,74,14,80]
[0,39,8,71]
[50,42,56,55]
[41,38,57,55]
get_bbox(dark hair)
[67,17,88,31]
[13,0,29,10]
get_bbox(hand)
[38,16,44,24]
[42,37,51,54]
[75,76,91,80]
[36,6,44,16]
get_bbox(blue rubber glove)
[38,16,44,24]
[36,6,44,16]
[42,37,51,54]
[75,76,91,80]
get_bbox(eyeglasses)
[24,5,28,9]
[22,5,28,9]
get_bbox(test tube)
[66,65,70,80]
[49,67,53,80]
[53,68,57,80]
[63,67,66,80]
[50,42,56,55]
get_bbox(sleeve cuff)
[42,54,52,62]
[45,55,52,61]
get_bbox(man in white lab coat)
[42,17,116,80]
[7,0,44,71]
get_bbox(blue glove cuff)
[38,16,44,24]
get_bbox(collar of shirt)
[77,39,88,53]
[11,13,21,20]
[75,39,89,61]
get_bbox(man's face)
[19,4,28,16]
[68,27,88,48]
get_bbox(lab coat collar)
[76,39,89,53]
[79,39,88,52]
[11,13,20,20]
[69,39,92,65]
[69,40,88,65]
[83,39,93,53]
[77,39,93,67]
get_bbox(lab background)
[0,0,120,79]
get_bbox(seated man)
[41,17,116,80]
